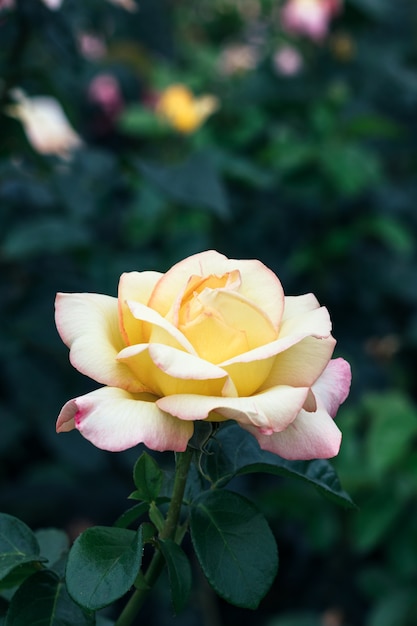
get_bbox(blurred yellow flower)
[156,84,219,134]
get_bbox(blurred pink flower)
[273,45,303,75]
[0,0,15,10]
[281,0,342,41]
[88,74,124,120]
[78,33,107,60]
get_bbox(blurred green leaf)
[367,589,415,626]
[345,114,402,139]
[138,152,229,217]
[119,106,170,136]
[353,491,401,552]
[319,143,381,195]
[364,392,417,475]
[360,216,414,255]
[2,218,90,259]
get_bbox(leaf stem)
[115,447,194,626]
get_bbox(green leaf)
[158,539,192,614]
[66,526,143,611]
[113,503,149,529]
[138,152,229,218]
[204,424,355,509]
[190,490,278,609]
[132,452,164,503]
[0,514,43,584]
[5,570,94,626]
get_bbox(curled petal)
[55,293,144,392]
[127,300,196,353]
[258,335,336,390]
[117,343,237,397]
[118,271,162,345]
[281,293,320,321]
[222,304,332,367]
[57,387,194,452]
[218,305,333,395]
[312,358,352,417]
[180,288,277,362]
[157,385,309,433]
[148,250,285,329]
[278,304,332,341]
[244,407,342,460]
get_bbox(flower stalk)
[115,447,194,626]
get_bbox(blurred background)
[1,1,417,625]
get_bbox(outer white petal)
[244,407,342,460]
[56,387,193,452]
[281,293,320,321]
[55,293,144,392]
[157,385,309,433]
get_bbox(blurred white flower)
[273,45,303,76]
[218,43,260,76]
[281,0,342,41]
[41,0,63,9]
[0,0,63,8]
[6,89,82,159]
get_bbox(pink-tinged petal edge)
[157,385,309,432]
[244,407,342,460]
[312,357,352,418]
[56,387,194,452]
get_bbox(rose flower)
[55,251,351,460]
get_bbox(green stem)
[115,447,194,626]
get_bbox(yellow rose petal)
[118,270,162,345]
[117,343,235,397]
